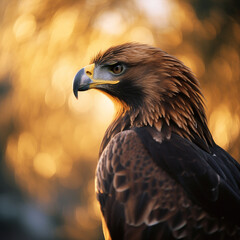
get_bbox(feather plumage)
[74,43,240,239]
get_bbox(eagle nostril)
[86,71,92,76]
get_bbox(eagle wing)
[96,128,240,240]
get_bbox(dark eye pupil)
[112,64,123,74]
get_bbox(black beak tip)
[73,68,92,99]
[73,70,83,99]
[73,85,79,99]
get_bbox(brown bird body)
[73,43,240,239]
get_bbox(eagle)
[73,43,240,240]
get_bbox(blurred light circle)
[13,14,36,41]
[33,152,56,178]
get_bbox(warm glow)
[95,11,126,35]
[177,52,205,78]
[129,27,155,45]
[1,0,239,239]
[45,86,66,109]
[13,14,36,41]
[33,152,57,178]
[209,105,240,149]
[18,132,37,160]
[68,91,94,114]
[135,0,173,28]
[49,8,78,44]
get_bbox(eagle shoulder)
[134,127,240,225]
[95,129,240,239]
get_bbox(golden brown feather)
[93,43,213,155]
[73,43,240,240]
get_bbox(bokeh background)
[0,0,239,239]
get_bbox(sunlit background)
[0,0,239,239]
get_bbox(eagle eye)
[109,63,125,75]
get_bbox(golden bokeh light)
[0,0,239,239]
[45,86,66,109]
[95,11,127,35]
[129,26,155,45]
[135,0,173,28]
[33,152,57,178]
[49,8,78,45]
[13,13,36,41]
[212,57,233,82]
[209,105,240,149]
[18,132,37,160]
[68,91,94,114]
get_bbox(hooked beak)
[73,64,95,99]
[73,68,92,98]
[73,63,119,99]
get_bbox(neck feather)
[99,95,213,156]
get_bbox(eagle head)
[73,43,213,149]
